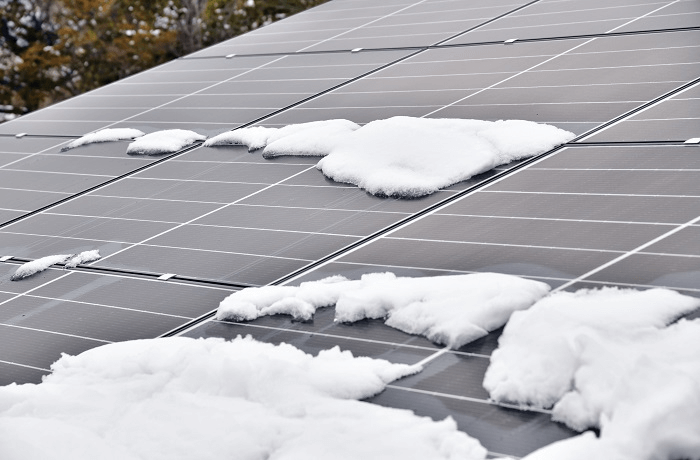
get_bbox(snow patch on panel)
[126,129,206,155]
[0,336,487,460]
[61,128,144,151]
[217,272,550,349]
[486,288,700,460]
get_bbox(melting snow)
[204,119,360,158]
[0,336,487,460]
[217,272,550,348]
[214,117,573,197]
[485,287,700,460]
[126,129,206,155]
[60,128,144,151]
[11,250,102,280]
[64,250,101,268]
[10,254,72,281]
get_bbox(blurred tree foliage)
[0,0,327,120]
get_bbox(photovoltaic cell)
[3,0,700,456]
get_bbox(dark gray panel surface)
[0,136,69,153]
[0,189,71,213]
[391,352,491,400]
[0,323,104,370]
[0,361,48,386]
[340,238,617,280]
[148,224,357,260]
[195,204,402,236]
[184,320,434,365]
[589,253,700,290]
[0,231,130,260]
[445,0,692,44]
[30,271,229,318]
[0,296,186,342]
[390,215,672,251]
[133,161,311,183]
[94,177,267,203]
[5,214,174,244]
[49,196,222,223]
[0,169,110,193]
[441,191,700,224]
[369,387,575,457]
[585,82,700,141]
[92,244,308,285]
[488,169,700,195]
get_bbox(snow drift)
[10,254,73,280]
[126,129,206,155]
[204,119,360,158]
[0,336,487,460]
[217,272,550,349]
[11,250,102,280]
[211,117,574,197]
[61,128,144,151]
[485,287,700,460]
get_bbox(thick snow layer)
[61,128,144,151]
[126,129,206,155]
[10,254,72,280]
[317,117,574,197]
[485,288,700,460]
[484,287,699,409]
[64,250,101,268]
[0,336,487,460]
[519,319,700,460]
[217,272,550,348]
[204,120,359,157]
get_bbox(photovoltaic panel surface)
[444,0,699,44]
[3,0,700,457]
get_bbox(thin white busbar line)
[24,294,193,320]
[0,229,316,263]
[297,0,432,52]
[0,322,112,344]
[91,166,319,266]
[561,278,700,293]
[41,212,181,225]
[1,168,114,178]
[530,168,700,171]
[385,236,629,254]
[210,319,491,359]
[626,117,700,122]
[129,176,270,185]
[231,202,411,215]
[482,190,700,198]
[424,0,683,119]
[510,1,668,19]
[0,359,50,372]
[383,385,554,415]
[89,194,228,205]
[189,222,362,239]
[433,213,682,226]
[553,212,700,292]
[414,347,451,367]
[0,138,71,171]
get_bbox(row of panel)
[3,29,696,141]
[190,0,699,56]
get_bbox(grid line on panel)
[553,212,700,292]
[0,322,112,344]
[0,359,50,372]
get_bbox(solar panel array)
[1,0,699,456]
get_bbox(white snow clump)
[207,117,574,197]
[204,119,360,158]
[0,336,488,460]
[64,250,101,268]
[317,117,575,197]
[10,254,72,280]
[485,287,700,460]
[61,128,144,151]
[217,272,550,348]
[126,129,206,155]
[10,250,102,280]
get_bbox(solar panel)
[1,0,699,456]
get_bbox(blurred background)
[0,0,328,123]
